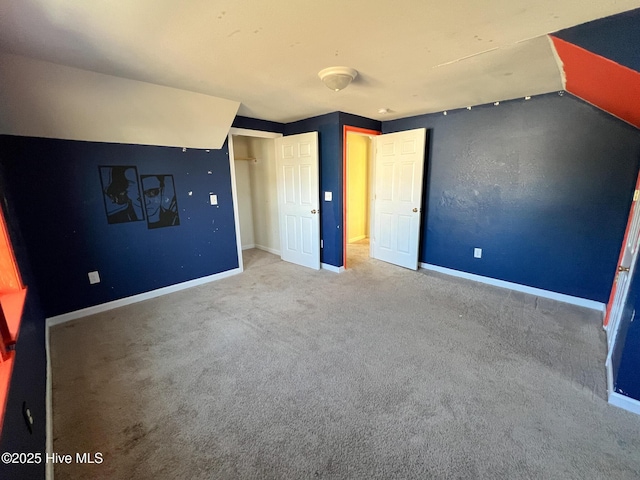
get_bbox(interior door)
[372,128,426,270]
[605,176,640,350]
[275,132,320,270]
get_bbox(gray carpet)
[51,242,640,479]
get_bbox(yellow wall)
[346,132,370,243]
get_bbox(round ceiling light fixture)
[318,66,358,91]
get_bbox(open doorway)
[228,128,282,271]
[343,126,380,269]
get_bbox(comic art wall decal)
[99,166,145,224]
[141,175,180,229]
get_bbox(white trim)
[255,244,281,256]
[229,127,282,139]
[45,319,53,480]
[46,268,241,326]
[321,263,345,273]
[420,263,606,312]
[242,244,256,250]
[609,391,640,416]
[606,355,615,402]
[227,134,245,274]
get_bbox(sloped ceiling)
[550,9,640,129]
[1,0,639,122]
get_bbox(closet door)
[275,132,320,270]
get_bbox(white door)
[372,128,426,270]
[275,132,320,270]
[605,183,640,350]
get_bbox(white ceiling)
[1,0,639,122]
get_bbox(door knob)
[412,208,418,213]
[311,209,317,214]
[618,265,631,272]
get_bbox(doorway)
[229,128,320,272]
[343,126,379,269]
[228,128,282,272]
[604,169,640,396]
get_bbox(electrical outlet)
[210,194,218,205]
[474,248,482,259]
[88,271,100,284]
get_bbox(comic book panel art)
[140,175,180,229]
[99,166,145,224]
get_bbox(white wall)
[234,155,256,249]
[0,53,239,149]
[231,135,280,254]
[248,137,280,254]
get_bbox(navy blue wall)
[383,93,640,302]
[553,8,640,74]
[0,161,46,479]
[0,136,239,318]
[232,115,285,133]
[284,112,381,267]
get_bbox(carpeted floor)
[51,241,640,479]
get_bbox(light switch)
[474,248,482,259]
[210,194,218,205]
[324,191,332,201]
[88,271,100,284]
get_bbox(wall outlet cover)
[474,248,482,259]
[88,271,100,284]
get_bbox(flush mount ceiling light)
[318,66,358,91]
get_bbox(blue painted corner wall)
[383,93,640,303]
[553,8,640,74]
[0,136,239,318]
[232,116,285,134]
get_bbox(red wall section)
[550,36,640,129]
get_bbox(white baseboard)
[420,263,606,312]
[46,267,242,326]
[606,355,615,401]
[321,263,345,273]
[242,244,256,250]
[45,319,53,480]
[255,244,280,255]
[348,235,367,244]
[609,391,640,416]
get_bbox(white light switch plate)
[88,271,100,284]
[324,191,332,201]
[210,194,218,205]
[474,248,482,259]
